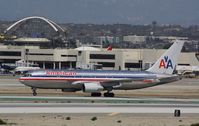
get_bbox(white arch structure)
[5,16,65,33]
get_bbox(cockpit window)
[24,73,32,77]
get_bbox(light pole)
[25,49,29,67]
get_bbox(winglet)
[147,40,184,74]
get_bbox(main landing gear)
[104,88,114,97]
[90,92,115,97]
[31,87,37,96]
[104,92,114,97]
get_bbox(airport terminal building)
[0,45,198,70]
[0,16,198,71]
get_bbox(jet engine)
[83,82,104,92]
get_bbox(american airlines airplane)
[19,40,184,97]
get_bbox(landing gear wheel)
[91,92,102,97]
[33,91,37,96]
[104,92,114,97]
[31,87,37,96]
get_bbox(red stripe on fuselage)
[143,79,153,83]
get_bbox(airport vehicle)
[19,40,184,97]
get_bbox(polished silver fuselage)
[19,69,180,91]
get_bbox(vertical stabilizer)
[147,40,184,74]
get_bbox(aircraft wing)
[71,78,133,85]
[71,78,158,90]
[71,78,134,90]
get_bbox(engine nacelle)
[83,82,104,93]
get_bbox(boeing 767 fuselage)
[19,40,184,97]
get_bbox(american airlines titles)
[46,71,76,76]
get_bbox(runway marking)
[108,112,119,116]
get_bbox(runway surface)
[0,96,199,103]
[0,96,198,114]
[0,77,198,114]
[0,102,198,114]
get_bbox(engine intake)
[83,82,104,93]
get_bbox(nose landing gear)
[31,87,37,96]
[104,88,114,97]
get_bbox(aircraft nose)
[19,77,26,84]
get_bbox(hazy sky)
[0,0,199,25]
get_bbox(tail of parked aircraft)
[147,40,184,74]
[106,45,112,51]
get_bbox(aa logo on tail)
[159,56,173,69]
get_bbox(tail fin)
[147,40,184,74]
[106,45,112,51]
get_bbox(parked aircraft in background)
[14,66,40,75]
[176,65,199,78]
[0,61,40,75]
[0,64,16,73]
[19,40,184,97]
